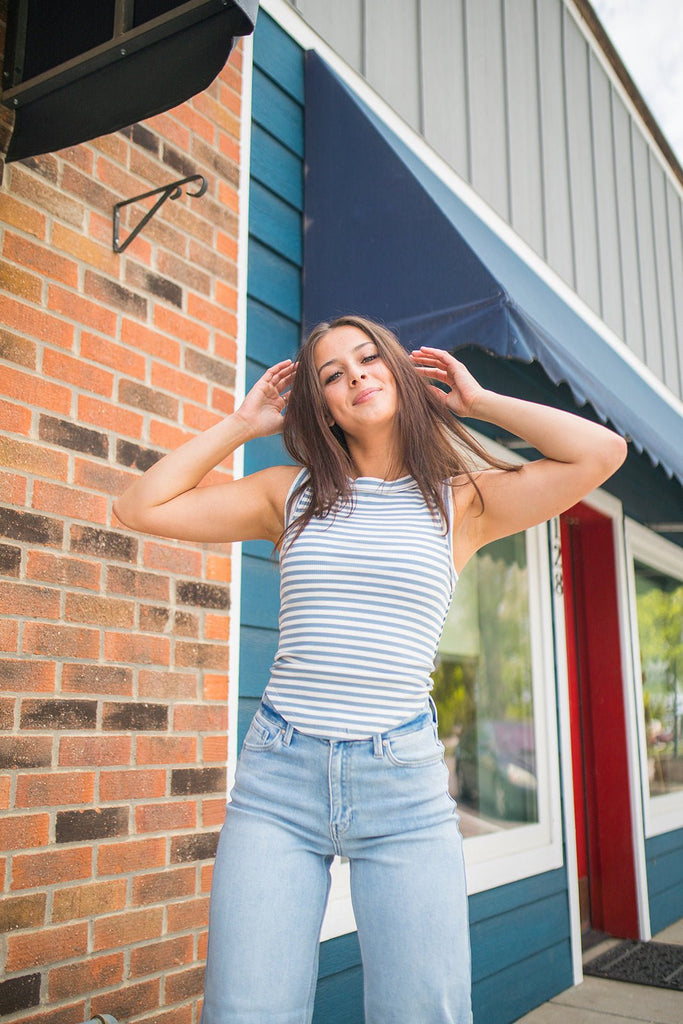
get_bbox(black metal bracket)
[112,174,208,253]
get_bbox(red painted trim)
[561,503,639,938]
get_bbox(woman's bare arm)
[411,347,627,571]
[113,359,299,545]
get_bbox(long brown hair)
[282,315,517,543]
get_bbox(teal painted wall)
[242,11,574,1022]
[646,827,683,934]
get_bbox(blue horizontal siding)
[238,624,279,696]
[246,298,300,365]
[646,827,683,933]
[248,239,301,322]
[252,67,304,157]
[250,179,303,265]
[253,10,305,103]
[251,124,304,209]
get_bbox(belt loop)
[283,722,294,746]
[428,695,438,723]
[372,733,383,759]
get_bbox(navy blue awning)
[303,52,683,487]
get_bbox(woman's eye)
[362,353,379,364]
[324,370,341,385]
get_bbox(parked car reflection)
[454,720,537,823]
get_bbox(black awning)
[303,52,683,490]
[3,0,258,163]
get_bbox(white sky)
[590,0,683,165]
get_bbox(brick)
[47,285,117,337]
[130,934,193,979]
[171,767,226,797]
[26,551,101,590]
[51,222,119,277]
[171,831,219,864]
[0,507,62,546]
[1,660,56,693]
[211,386,234,415]
[151,361,210,404]
[51,878,127,922]
[0,469,29,505]
[126,262,183,307]
[0,364,70,413]
[176,581,229,610]
[0,294,74,347]
[216,229,238,261]
[129,122,160,154]
[156,250,211,295]
[135,800,196,833]
[73,457,130,495]
[175,641,227,670]
[116,438,164,472]
[8,1001,88,1024]
[78,393,144,437]
[0,736,52,770]
[62,663,132,696]
[19,153,59,184]
[83,270,147,318]
[60,164,118,216]
[48,951,124,1000]
[5,921,88,971]
[149,419,192,451]
[166,895,209,933]
[80,330,146,379]
[202,736,227,764]
[131,865,195,907]
[70,524,137,562]
[104,632,170,666]
[56,806,129,844]
[59,735,131,767]
[136,735,196,765]
[143,540,202,576]
[3,232,78,287]
[184,347,235,389]
[165,964,205,1004]
[23,623,99,660]
[99,768,166,802]
[215,332,238,363]
[0,260,43,302]
[0,581,59,620]
[120,317,180,363]
[9,166,84,227]
[182,403,223,433]
[0,974,41,1015]
[96,837,166,879]
[42,346,115,396]
[0,192,46,239]
[0,542,21,576]
[203,674,228,701]
[202,797,227,827]
[139,604,171,632]
[192,137,239,186]
[91,977,160,1021]
[39,414,108,458]
[15,771,95,808]
[0,813,49,851]
[102,702,167,731]
[118,378,178,418]
[161,142,196,178]
[174,610,199,637]
[153,304,211,350]
[20,699,97,731]
[11,846,91,890]
[186,292,230,332]
[32,480,108,524]
[0,329,37,369]
[65,592,135,629]
[106,565,169,601]
[138,669,197,700]
[173,704,227,733]
[0,892,47,933]
[0,619,19,651]
[0,435,70,480]
[147,111,190,150]
[0,697,14,729]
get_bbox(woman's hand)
[410,347,488,418]
[235,359,296,439]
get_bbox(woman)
[114,315,627,1024]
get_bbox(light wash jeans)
[201,699,472,1024]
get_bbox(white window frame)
[625,519,683,838]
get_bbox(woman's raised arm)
[411,347,627,571]
[113,359,299,545]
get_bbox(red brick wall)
[0,8,244,1022]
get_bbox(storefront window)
[634,560,683,801]
[433,533,538,838]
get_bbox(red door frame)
[560,502,640,939]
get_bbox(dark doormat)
[584,940,683,991]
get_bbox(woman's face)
[313,325,399,436]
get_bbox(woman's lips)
[353,387,381,405]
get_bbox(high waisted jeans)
[201,700,472,1024]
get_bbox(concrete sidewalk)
[516,919,683,1023]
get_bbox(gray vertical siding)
[288,0,683,402]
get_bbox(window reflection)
[432,533,538,838]
[634,560,683,800]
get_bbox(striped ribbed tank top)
[263,470,457,739]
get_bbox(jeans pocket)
[242,711,284,751]
[383,724,445,767]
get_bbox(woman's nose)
[351,370,367,385]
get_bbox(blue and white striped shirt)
[263,470,457,739]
